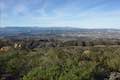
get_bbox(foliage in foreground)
[0,47,120,80]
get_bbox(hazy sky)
[0,0,120,28]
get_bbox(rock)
[14,43,22,48]
[0,46,11,52]
[109,72,120,80]
[83,50,91,55]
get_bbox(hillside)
[0,27,120,80]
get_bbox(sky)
[0,0,120,28]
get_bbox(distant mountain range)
[0,27,120,39]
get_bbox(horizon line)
[0,26,120,29]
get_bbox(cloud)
[14,4,28,15]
